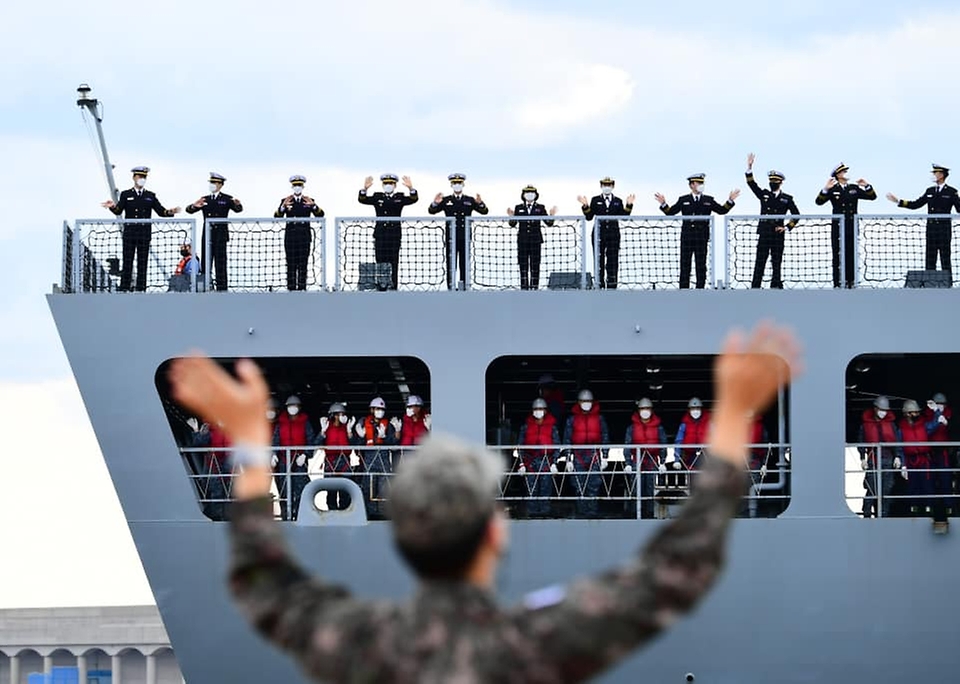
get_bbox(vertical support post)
[320,217,327,291]
[190,218,199,293]
[146,653,157,684]
[448,218,457,290]
[838,215,846,290]
[579,218,587,290]
[112,653,123,684]
[203,219,211,292]
[709,216,718,288]
[9,653,19,684]
[43,655,53,676]
[73,220,83,294]
[333,218,342,292]
[77,652,88,684]
[464,218,472,291]
[285,449,292,522]
[853,215,860,289]
[593,219,600,290]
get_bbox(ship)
[46,85,960,683]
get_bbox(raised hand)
[747,152,755,170]
[391,416,402,433]
[168,356,271,447]
[549,206,558,215]
[825,178,838,191]
[347,416,356,433]
[474,193,483,204]
[401,175,413,189]
[626,193,636,205]
[729,189,741,202]
[423,414,432,430]
[193,198,207,209]
[433,192,444,204]
[886,192,899,203]
[715,321,803,417]
[364,176,374,190]
[654,192,667,205]
[857,178,869,187]
[302,195,315,206]
[506,207,515,216]
[101,200,116,209]
[356,421,366,438]
[320,416,330,435]
[577,195,588,206]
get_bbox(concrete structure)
[0,607,182,684]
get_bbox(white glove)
[600,458,608,471]
[658,463,667,474]
[423,414,432,430]
[518,465,526,475]
[271,453,279,468]
[347,416,356,432]
[356,422,366,438]
[550,463,558,474]
[187,417,199,432]
[901,467,909,480]
[939,415,948,425]
[377,423,387,439]
[320,417,329,435]
[760,464,767,479]
[391,417,402,433]
[624,464,633,473]
[295,453,307,467]
[672,461,683,470]
[893,457,902,470]
[861,458,869,471]
[565,460,574,472]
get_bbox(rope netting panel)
[604,217,712,290]
[204,219,325,292]
[337,217,450,291]
[77,219,195,293]
[726,215,836,289]
[857,215,959,288]
[467,217,584,290]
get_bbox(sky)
[0,0,957,608]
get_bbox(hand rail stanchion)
[593,219,600,290]
[853,215,860,289]
[579,218,587,290]
[710,215,718,288]
[334,218,342,292]
[285,449,293,521]
[320,217,327,291]
[190,219,199,293]
[203,219,211,292]
[464,218,472,291]
[839,215,846,290]
[72,220,82,293]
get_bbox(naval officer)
[886,164,960,274]
[185,172,243,291]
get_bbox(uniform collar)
[414,580,497,614]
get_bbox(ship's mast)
[77,83,119,202]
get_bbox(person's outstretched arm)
[509,321,802,683]
[167,357,371,682]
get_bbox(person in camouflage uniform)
[167,321,802,684]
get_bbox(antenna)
[77,83,119,202]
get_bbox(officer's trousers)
[517,235,543,290]
[752,229,785,289]
[121,224,151,292]
[284,225,311,291]
[679,229,708,289]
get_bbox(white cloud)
[0,377,154,608]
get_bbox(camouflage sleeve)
[227,496,381,681]
[508,455,746,682]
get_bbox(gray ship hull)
[48,289,960,683]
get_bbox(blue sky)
[0,0,957,606]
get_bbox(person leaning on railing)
[101,166,182,292]
[167,320,801,683]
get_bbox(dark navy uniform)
[358,174,419,291]
[895,165,960,272]
[746,170,800,289]
[582,178,633,289]
[660,174,735,289]
[814,163,877,288]
[185,172,242,291]
[106,167,177,292]
[428,174,489,289]
[509,185,555,290]
[274,175,324,291]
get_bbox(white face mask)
[383,184,396,194]
[690,409,702,420]
[373,409,385,419]
[292,185,303,195]
[600,186,613,196]
[337,414,348,424]
[287,405,299,416]
[451,183,464,193]
[876,409,887,419]
[639,409,652,420]
[523,192,536,202]
[135,177,146,188]
[533,409,545,420]
[691,183,703,194]
[266,410,276,421]
[580,401,592,412]
[937,404,945,412]
[932,174,940,184]
[406,407,416,417]
[209,183,220,194]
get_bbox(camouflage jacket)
[227,456,746,683]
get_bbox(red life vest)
[175,256,192,275]
[923,406,952,443]
[400,414,429,446]
[323,422,353,472]
[570,402,602,445]
[860,409,898,443]
[899,418,930,470]
[678,412,710,468]
[629,413,662,470]
[207,425,231,471]
[361,415,391,446]
[276,412,310,447]
[521,413,557,468]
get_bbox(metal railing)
[179,441,791,522]
[61,213,960,294]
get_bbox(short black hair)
[394,514,491,579]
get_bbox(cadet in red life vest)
[517,398,560,518]
[562,390,610,519]
[857,396,904,519]
[899,400,935,518]
[674,398,711,479]
[393,395,431,462]
[923,392,953,528]
[623,398,667,519]
[190,419,232,521]
[273,395,316,521]
[318,403,356,511]
[354,397,398,519]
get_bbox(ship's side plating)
[48,289,959,684]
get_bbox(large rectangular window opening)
[486,354,792,520]
[845,354,958,523]
[156,356,431,522]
